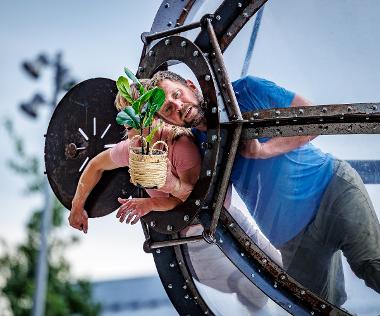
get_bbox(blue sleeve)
[233,76,295,112]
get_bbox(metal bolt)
[165,39,171,45]
[227,32,232,37]
[183,285,187,289]
[211,135,218,142]
[167,21,172,27]
[156,249,161,254]
[321,304,326,309]
[366,116,370,120]
[193,50,199,57]
[206,170,212,177]
[195,200,201,206]
[299,109,304,114]
[138,66,144,73]
[262,258,267,264]
[274,282,278,288]
[275,120,280,124]
[219,239,223,243]
[150,221,156,227]
[275,110,281,116]
[211,52,216,58]
[205,75,211,81]
[319,118,324,122]
[311,312,314,315]
[181,40,187,47]
[237,2,243,8]
[372,105,378,111]
[298,127,304,133]
[253,112,259,118]
[280,275,286,280]
[301,290,306,295]
[168,284,173,289]
[183,215,189,222]
[184,294,189,299]
[211,107,217,113]
[322,107,327,113]
[148,50,154,57]
[240,252,244,257]
[251,273,255,278]
[229,223,234,228]
[169,262,175,268]
[164,2,170,8]
[243,12,249,18]
[216,15,221,21]
[288,305,292,309]
[244,241,250,247]
[347,106,352,112]
[167,225,173,231]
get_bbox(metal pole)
[32,52,63,316]
[240,6,265,77]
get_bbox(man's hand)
[239,139,265,159]
[68,207,89,233]
[116,197,153,225]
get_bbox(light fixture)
[22,54,49,79]
[19,93,46,119]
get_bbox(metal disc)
[44,78,135,218]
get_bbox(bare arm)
[240,94,317,159]
[116,164,201,224]
[69,149,119,233]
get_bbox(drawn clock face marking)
[44,78,135,218]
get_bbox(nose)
[172,99,183,112]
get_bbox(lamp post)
[20,52,76,316]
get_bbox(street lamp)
[20,52,77,316]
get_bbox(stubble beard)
[183,91,207,128]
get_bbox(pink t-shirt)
[109,134,201,198]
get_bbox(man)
[151,71,380,306]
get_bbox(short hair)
[150,70,187,87]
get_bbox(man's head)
[151,71,207,129]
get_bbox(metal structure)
[44,1,380,315]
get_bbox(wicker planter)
[129,135,168,188]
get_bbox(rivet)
[205,75,211,81]
[311,312,314,315]
[156,249,161,254]
[167,225,173,231]
[275,110,281,116]
[169,262,175,268]
[180,40,187,47]
[216,15,221,21]
[299,109,304,114]
[319,118,324,122]
[167,21,172,27]
[219,239,223,243]
[211,135,218,142]
[229,223,234,228]
[183,215,189,222]
[322,107,327,113]
[262,258,267,264]
[168,284,173,289]
[211,107,217,113]
[148,50,155,57]
[251,273,255,278]
[150,221,156,227]
[240,252,244,257]
[288,305,292,309]
[165,39,171,45]
[298,127,304,133]
[227,32,232,37]
[183,285,187,289]
[206,170,212,176]
[195,200,201,206]
[164,2,170,8]
[243,12,249,18]
[138,66,144,73]
[237,2,243,7]
[275,120,280,124]
[301,290,306,295]
[372,105,378,111]
[184,294,189,299]
[193,50,199,57]
[366,117,369,120]
[254,131,259,136]
[205,311,209,315]
[274,282,278,288]
[253,112,259,118]
[217,68,221,72]
[321,304,326,309]
[245,241,250,247]
[211,52,216,58]
[347,106,352,112]
[280,275,286,280]
[194,296,198,300]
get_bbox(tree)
[0,119,101,316]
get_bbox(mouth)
[184,106,192,120]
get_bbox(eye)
[173,90,181,99]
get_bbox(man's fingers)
[131,215,140,225]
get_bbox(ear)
[186,79,198,93]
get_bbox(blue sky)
[1,0,380,293]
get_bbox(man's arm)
[69,149,119,233]
[239,94,317,159]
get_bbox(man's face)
[157,79,206,128]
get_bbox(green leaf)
[124,67,145,95]
[146,122,162,144]
[116,106,141,129]
[142,88,166,127]
[116,76,133,104]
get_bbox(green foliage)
[115,67,166,146]
[0,118,101,315]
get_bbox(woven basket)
[129,135,168,188]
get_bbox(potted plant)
[115,67,167,188]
